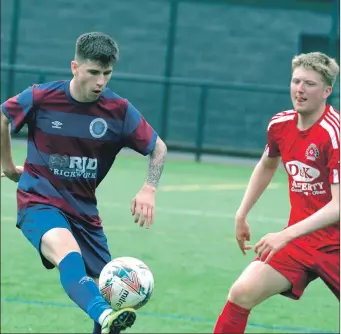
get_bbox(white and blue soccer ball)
[99,256,154,311]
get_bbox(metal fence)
[2,0,340,160]
[2,63,339,162]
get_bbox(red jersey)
[266,104,340,248]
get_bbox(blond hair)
[292,52,339,87]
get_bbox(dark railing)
[1,63,301,160]
[2,0,339,161]
[1,63,339,160]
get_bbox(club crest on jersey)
[305,143,319,161]
[89,118,108,138]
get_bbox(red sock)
[213,300,250,333]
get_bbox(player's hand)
[1,165,24,182]
[235,214,252,255]
[131,184,156,229]
[254,231,291,263]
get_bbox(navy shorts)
[17,204,111,278]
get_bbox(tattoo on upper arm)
[146,137,167,187]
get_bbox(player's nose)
[297,82,305,92]
[97,75,106,87]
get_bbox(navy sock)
[93,321,102,334]
[58,252,111,323]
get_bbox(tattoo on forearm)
[146,138,167,187]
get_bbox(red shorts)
[254,240,340,300]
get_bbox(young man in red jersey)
[214,52,340,333]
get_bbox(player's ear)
[323,85,332,99]
[71,60,78,76]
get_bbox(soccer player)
[214,52,340,333]
[1,32,167,334]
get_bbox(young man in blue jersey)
[1,32,167,334]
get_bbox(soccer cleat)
[101,308,136,334]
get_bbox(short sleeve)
[265,123,280,158]
[121,102,157,155]
[327,144,340,184]
[1,86,35,133]
[321,110,340,184]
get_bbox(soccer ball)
[99,256,154,311]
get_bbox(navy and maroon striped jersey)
[1,80,158,227]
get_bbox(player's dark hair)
[75,32,119,66]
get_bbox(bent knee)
[227,261,293,309]
[41,227,81,266]
[228,282,260,309]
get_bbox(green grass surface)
[1,145,339,333]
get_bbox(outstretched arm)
[131,136,167,228]
[1,107,13,170]
[1,86,36,181]
[1,107,23,182]
[284,183,339,238]
[236,152,280,219]
[255,183,339,263]
[235,152,280,254]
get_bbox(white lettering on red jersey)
[266,105,340,247]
